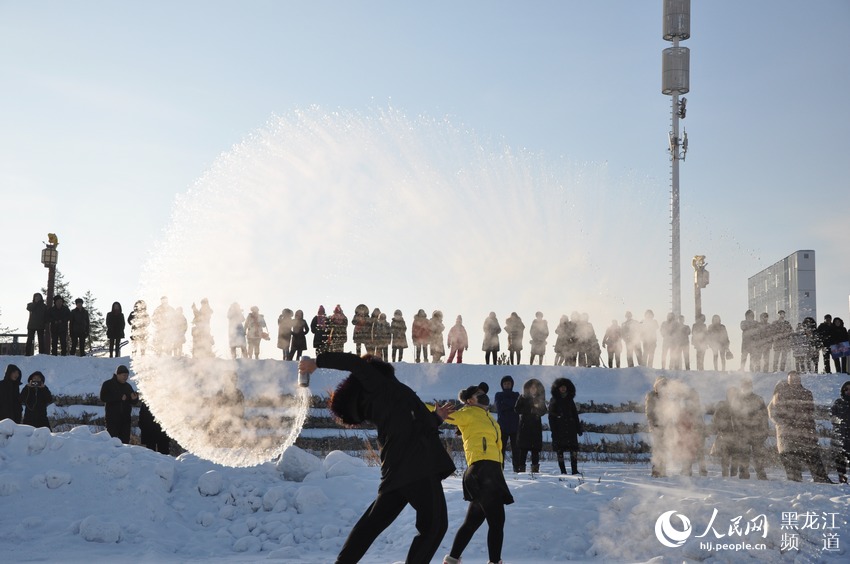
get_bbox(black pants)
[70,335,86,356]
[485,350,497,364]
[392,346,404,362]
[51,329,67,356]
[449,461,511,564]
[26,328,47,356]
[518,448,539,470]
[556,449,579,474]
[108,338,122,358]
[336,475,447,564]
[501,431,519,471]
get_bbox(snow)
[0,354,848,563]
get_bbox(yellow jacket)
[441,405,504,466]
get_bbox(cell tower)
[661,0,690,316]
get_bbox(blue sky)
[1,1,848,359]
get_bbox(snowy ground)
[1,355,848,563]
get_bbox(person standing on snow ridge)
[100,364,138,444]
[25,292,47,356]
[105,301,126,358]
[528,311,548,365]
[412,309,431,363]
[0,364,23,423]
[446,315,469,364]
[20,371,53,429]
[493,375,520,472]
[390,309,408,362]
[482,312,501,365]
[288,309,309,360]
[244,306,268,359]
[504,312,525,365]
[299,353,455,564]
[514,378,546,474]
[548,378,583,475]
[440,381,514,564]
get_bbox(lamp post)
[41,234,59,347]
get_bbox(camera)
[29,381,39,387]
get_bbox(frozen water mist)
[135,106,664,465]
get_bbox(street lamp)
[41,233,59,306]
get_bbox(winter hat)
[459,382,489,402]
[116,365,130,375]
[551,377,576,399]
[500,375,514,388]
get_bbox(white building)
[747,250,817,325]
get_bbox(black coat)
[515,382,546,451]
[100,376,138,443]
[311,315,329,351]
[0,365,23,423]
[69,307,90,338]
[20,385,53,429]
[494,388,520,435]
[548,379,583,451]
[106,311,126,339]
[290,317,309,352]
[26,298,47,330]
[46,304,71,331]
[318,352,455,493]
[831,382,850,454]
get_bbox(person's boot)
[517,466,526,473]
[531,464,539,474]
[558,461,567,474]
[839,474,848,484]
[442,556,461,564]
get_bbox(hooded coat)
[515,378,546,450]
[494,375,519,435]
[100,373,138,443]
[26,294,47,330]
[482,313,502,352]
[106,303,126,339]
[311,307,329,351]
[0,364,23,423]
[390,311,408,349]
[548,378,583,451]
[323,353,455,493]
[20,372,52,429]
[768,378,818,454]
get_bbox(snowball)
[79,515,121,543]
[293,485,329,513]
[262,486,289,511]
[233,535,262,552]
[28,427,51,454]
[277,446,322,482]
[45,470,72,489]
[323,450,365,471]
[198,470,224,496]
[0,419,17,437]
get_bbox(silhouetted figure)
[352,304,371,356]
[494,375,520,472]
[640,310,658,368]
[328,305,348,354]
[528,312,548,365]
[514,378,546,474]
[412,309,430,363]
[25,293,47,356]
[299,353,456,564]
[660,312,677,370]
[152,296,175,356]
[830,380,850,484]
[191,299,214,358]
[245,306,268,359]
[482,312,501,365]
[20,371,52,429]
[128,300,150,356]
[711,387,742,477]
[0,364,23,423]
[830,317,849,374]
[645,377,669,477]
[310,305,330,356]
[46,295,70,356]
[277,308,294,360]
[753,313,771,372]
[676,315,691,370]
[691,314,708,371]
[771,310,793,372]
[373,312,392,362]
[816,314,835,374]
[768,371,831,482]
[740,310,759,371]
[429,311,445,363]
[602,320,622,368]
[622,311,642,367]
[106,301,126,358]
[68,298,90,357]
[390,310,408,362]
[505,312,525,365]
[735,378,769,480]
[172,306,187,357]
[100,365,138,444]
[227,303,248,359]
[707,314,730,371]
[446,315,468,363]
[289,309,309,360]
[548,378,583,475]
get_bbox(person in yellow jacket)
[439,382,514,564]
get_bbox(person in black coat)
[46,295,71,356]
[69,298,91,357]
[310,305,330,355]
[831,381,850,484]
[299,353,456,564]
[25,292,47,356]
[0,364,23,423]
[20,371,52,429]
[288,309,309,360]
[105,301,126,358]
[548,378,583,475]
[830,318,849,374]
[816,314,835,374]
[493,375,520,472]
[99,365,138,443]
[514,378,546,473]
[138,399,170,454]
